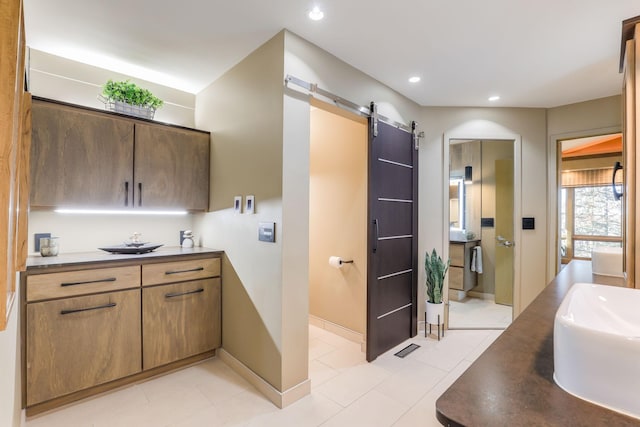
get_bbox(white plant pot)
[426,300,444,325]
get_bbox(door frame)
[442,132,522,321]
[546,126,622,280]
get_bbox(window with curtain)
[560,168,622,261]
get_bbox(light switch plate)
[258,222,275,243]
[234,196,242,214]
[245,195,255,214]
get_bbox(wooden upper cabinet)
[30,100,134,208]
[29,99,211,211]
[134,123,210,210]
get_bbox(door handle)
[496,235,515,248]
[373,219,379,253]
[612,161,623,201]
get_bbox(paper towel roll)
[329,256,343,269]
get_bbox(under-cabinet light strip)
[54,209,188,215]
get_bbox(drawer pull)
[164,267,204,275]
[60,302,117,315]
[60,277,117,287]
[165,288,204,298]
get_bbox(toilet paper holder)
[328,256,354,268]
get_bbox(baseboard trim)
[467,291,495,301]
[309,315,365,351]
[218,349,310,409]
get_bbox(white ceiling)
[23,0,640,108]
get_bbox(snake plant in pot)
[425,248,449,324]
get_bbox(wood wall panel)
[0,0,27,330]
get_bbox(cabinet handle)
[138,183,143,206]
[60,302,116,315]
[165,267,204,275]
[125,181,129,207]
[165,288,204,298]
[61,277,117,287]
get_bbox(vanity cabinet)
[22,249,222,415]
[142,258,221,369]
[30,98,210,211]
[25,265,142,406]
[449,241,479,292]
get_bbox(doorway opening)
[557,133,623,269]
[308,100,368,348]
[446,139,515,330]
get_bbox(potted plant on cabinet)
[99,79,164,120]
[425,248,449,328]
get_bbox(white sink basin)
[591,246,623,277]
[554,283,640,419]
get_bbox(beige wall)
[194,32,288,391]
[477,140,515,294]
[420,107,547,317]
[547,96,623,277]
[281,30,422,375]
[29,49,195,127]
[309,102,367,335]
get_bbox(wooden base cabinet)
[23,250,222,415]
[143,278,221,370]
[26,289,141,406]
[449,241,480,291]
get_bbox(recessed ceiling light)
[308,6,324,20]
[408,76,421,83]
[488,95,500,102]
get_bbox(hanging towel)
[471,246,483,274]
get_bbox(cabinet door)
[26,289,141,406]
[134,123,210,211]
[143,278,221,370]
[30,100,134,208]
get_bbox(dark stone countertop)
[25,246,223,272]
[435,260,640,426]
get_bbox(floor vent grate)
[394,343,420,358]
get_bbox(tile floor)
[448,297,512,329]
[25,326,502,427]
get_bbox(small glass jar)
[40,237,60,257]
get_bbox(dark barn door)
[367,116,418,361]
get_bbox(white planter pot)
[425,300,444,325]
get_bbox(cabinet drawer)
[143,278,221,369]
[26,289,141,406]
[27,266,140,301]
[142,257,220,286]
[449,244,465,267]
[449,266,464,291]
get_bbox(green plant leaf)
[102,79,164,110]
[424,248,449,304]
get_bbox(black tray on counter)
[98,243,164,254]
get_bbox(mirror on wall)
[449,140,481,240]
